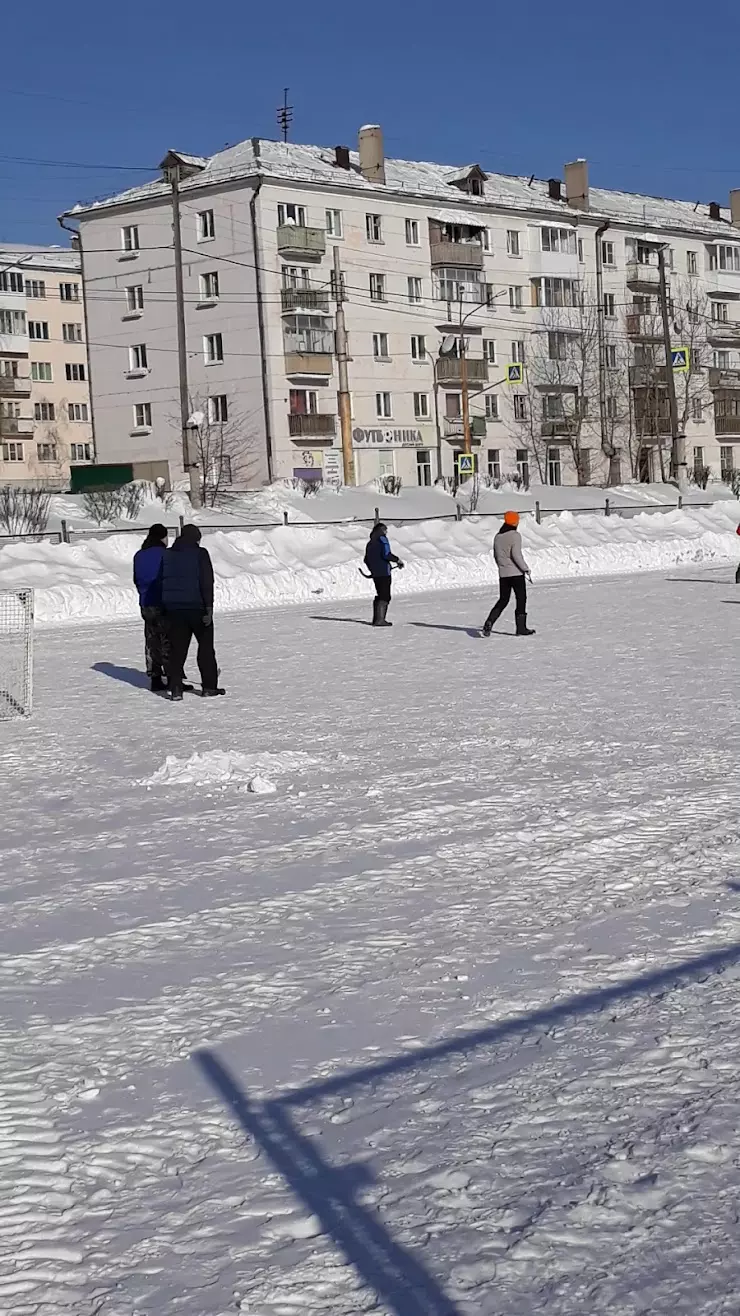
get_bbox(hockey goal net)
[0,589,33,719]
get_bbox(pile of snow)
[3,501,739,628]
[145,749,316,791]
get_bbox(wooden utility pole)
[168,166,202,507]
[333,244,354,486]
[657,245,685,487]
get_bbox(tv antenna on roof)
[277,88,293,143]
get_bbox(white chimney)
[565,158,589,211]
[730,190,740,228]
[358,124,385,184]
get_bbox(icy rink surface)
[2,570,740,1315]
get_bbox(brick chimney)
[565,159,589,211]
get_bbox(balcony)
[288,412,336,438]
[541,418,575,437]
[281,287,330,314]
[625,259,662,290]
[709,367,740,390]
[626,312,664,340]
[430,240,484,269]
[0,416,34,437]
[284,350,333,377]
[715,412,740,436]
[443,416,487,439]
[707,319,740,345]
[276,224,326,260]
[437,356,489,384]
[0,375,31,398]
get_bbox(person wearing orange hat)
[481,510,535,637]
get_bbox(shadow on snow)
[91,662,149,688]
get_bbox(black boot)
[515,612,535,636]
[201,686,226,697]
[169,686,184,701]
[735,564,740,584]
[371,597,381,626]
[375,600,392,627]
[150,673,165,693]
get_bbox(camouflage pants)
[141,606,169,679]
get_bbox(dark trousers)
[141,606,168,679]
[166,611,219,691]
[373,575,392,602]
[485,575,527,629]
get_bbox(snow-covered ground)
[1,500,740,626]
[2,570,740,1314]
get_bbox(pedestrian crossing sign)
[456,453,476,478]
[671,347,690,372]
[506,363,524,384]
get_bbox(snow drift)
[1,502,739,627]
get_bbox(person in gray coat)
[482,511,535,636]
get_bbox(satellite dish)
[440,335,457,355]
[187,410,205,428]
[283,215,296,226]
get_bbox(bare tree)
[181,395,261,508]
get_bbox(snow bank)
[3,502,739,628]
[145,749,316,788]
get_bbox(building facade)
[0,246,93,488]
[64,131,740,490]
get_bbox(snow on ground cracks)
[2,572,740,1314]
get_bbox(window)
[0,360,19,379]
[691,396,704,423]
[547,446,562,486]
[277,203,305,228]
[283,314,332,355]
[603,292,616,318]
[712,301,729,323]
[2,442,24,462]
[0,310,25,337]
[416,450,432,487]
[541,226,578,255]
[483,339,496,364]
[204,333,223,363]
[548,331,568,361]
[511,339,525,363]
[283,266,310,290]
[121,225,139,252]
[69,402,89,422]
[606,396,618,420]
[375,392,392,418]
[485,394,499,421]
[602,241,615,266]
[373,332,390,360]
[509,285,523,309]
[721,445,734,480]
[200,271,220,301]
[693,445,704,470]
[126,285,144,312]
[59,282,80,302]
[208,395,228,423]
[687,250,698,276]
[289,389,318,415]
[605,343,618,368]
[369,273,386,302]
[0,270,24,294]
[325,208,343,238]
[408,276,422,304]
[365,214,383,243]
[70,442,93,461]
[435,267,482,303]
[28,321,49,340]
[714,350,730,369]
[133,402,152,429]
[516,448,530,487]
[0,401,20,418]
[709,245,740,272]
[513,395,528,421]
[37,442,57,463]
[505,230,522,258]
[578,238,584,263]
[405,218,420,246]
[197,210,216,240]
[487,448,501,480]
[445,393,461,419]
[535,277,580,308]
[34,402,55,421]
[31,362,52,382]
[65,362,86,381]
[413,392,429,419]
[410,334,426,361]
[543,394,565,421]
[127,345,147,372]
[25,279,46,299]
[62,323,83,342]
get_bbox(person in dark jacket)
[161,524,223,699]
[482,511,535,637]
[364,523,404,626]
[133,523,169,691]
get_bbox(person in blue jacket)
[161,524,223,700]
[364,522,404,626]
[133,523,169,691]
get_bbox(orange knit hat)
[503,510,520,527]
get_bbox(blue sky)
[3,0,738,245]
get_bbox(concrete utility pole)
[657,245,686,488]
[595,221,618,484]
[168,166,202,507]
[333,244,354,486]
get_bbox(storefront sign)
[352,428,425,448]
[323,448,343,486]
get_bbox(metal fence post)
[535,501,541,525]
[60,519,70,544]
[374,506,380,524]
[456,503,463,521]
[678,494,683,510]
[179,514,185,532]
[605,498,610,517]
[283,510,289,526]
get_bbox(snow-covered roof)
[62,137,738,241]
[0,243,80,272]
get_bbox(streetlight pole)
[425,351,443,481]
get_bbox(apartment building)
[0,245,93,487]
[63,129,740,489]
